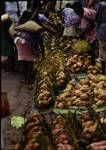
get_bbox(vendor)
[73,2,96,65]
[61,3,80,40]
[96,0,106,75]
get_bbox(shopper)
[96,1,106,75]
[18,10,45,59]
[61,3,80,39]
[14,11,35,84]
[73,2,96,65]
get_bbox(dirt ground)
[1,69,34,150]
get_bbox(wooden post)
[16,0,20,17]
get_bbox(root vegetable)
[57,103,65,109]
[80,85,90,92]
[80,93,89,100]
[14,144,20,150]
[96,100,105,106]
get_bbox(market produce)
[11,116,27,129]
[14,112,53,150]
[87,64,102,74]
[87,74,106,106]
[87,141,106,150]
[66,55,91,73]
[52,115,75,150]
[55,64,67,87]
[54,79,77,108]
[71,40,91,54]
[55,77,92,108]
[35,73,53,107]
[81,114,98,140]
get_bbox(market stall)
[10,12,106,150]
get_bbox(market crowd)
[1,0,106,85]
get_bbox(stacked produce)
[15,111,106,150]
[52,115,75,150]
[55,64,66,87]
[55,79,77,108]
[81,109,106,142]
[55,73,106,109]
[87,64,101,74]
[35,70,54,107]
[81,113,98,140]
[73,78,92,106]
[87,74,106,106]
[55,77,92,108]
[66,55,91,73]
[14,113,45,150]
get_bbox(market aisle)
[1,70,34,150]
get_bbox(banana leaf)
[53,105,106,115]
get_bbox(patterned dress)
[62,7,80,37]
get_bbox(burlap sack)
[15,20,43,33]
[1,13,9,22]
[8,22,17,39]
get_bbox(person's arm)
[39,14,60,32]
[41,23,57,34]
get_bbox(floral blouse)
[62,8,80,27]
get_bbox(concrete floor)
[1,70,34,150]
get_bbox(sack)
[1,92,10,118]
[8,22,17,39]
[15,20,43,33]
[72,40,91,54]
[1,13,9,22]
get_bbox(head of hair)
[66,3,72,8]
[73,2,84,17]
